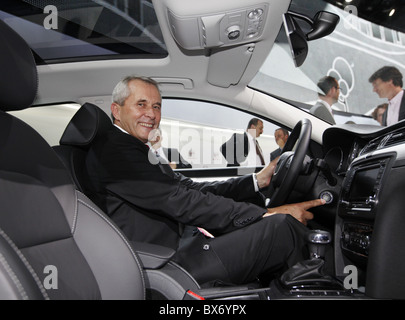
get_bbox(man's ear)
[326,87,335,97]
[111,103,120,121]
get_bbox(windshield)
[249,0,405,126]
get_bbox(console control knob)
[248,8,263,19]
[342,231,351,244]
[226,25,241,40]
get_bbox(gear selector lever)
[277,230,343,293]
[306,229,331,259]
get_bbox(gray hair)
[112,75,160,106]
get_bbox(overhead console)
[162,0,287,88]
[167,3,269,50]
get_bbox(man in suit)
[149,128,192,169]
[270,128,289,161]
[85,76,325,285]
[309,76,339,125]
[369,66,405,126]
[220,118,265,167]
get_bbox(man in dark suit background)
[85,75,325,285]
[270,128,289,161]
[309,76,339,125]
[149,128,192,169]
[220,118,265,167]
[369,66,405,126]
[164,147,192,168]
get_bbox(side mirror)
[283,10,340,67]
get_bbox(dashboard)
[322,120,405,299]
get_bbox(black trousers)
[174,214,309,285]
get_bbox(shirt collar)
[114,124,150,150]
[317,99,332,112]
[114,123,129,134]
[389,90,404,105]
[246,130,256,141]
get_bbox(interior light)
[389,9,396,16]
[345,0,353,3]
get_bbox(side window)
[8,103,80,146]
[160,99,286,169]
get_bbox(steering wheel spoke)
[267,119,312,207]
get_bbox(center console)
[314,123,405,299]
[337,157,389,267]
[333,152,405,299]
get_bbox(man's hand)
[263,198,326,225]
[255,157,279,189]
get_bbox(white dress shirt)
[240,131,265,167]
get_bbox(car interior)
[1,0,405,300]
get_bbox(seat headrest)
[60,103,112,147]
[0,19,38,111]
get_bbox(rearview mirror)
[283,10,340,67]
[306,11,340,41]
[283,13,308,68]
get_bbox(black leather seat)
[54,102,273,300]
[53,102,113,195]
[52,103,206,299]
[0,18,145,300]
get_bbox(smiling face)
[112,79,161,143]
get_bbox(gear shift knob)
[306,230,331,259]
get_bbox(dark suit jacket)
[382,90,405,126]
[220,132,249,167]
[162,147,192,169]
[85,126,265,250]
[309,101,336,124]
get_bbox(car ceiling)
[5,0,331,143]
[34,0,289,109]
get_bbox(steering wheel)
[266,118,312,207]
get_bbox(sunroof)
[0,0,167,63]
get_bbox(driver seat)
[0,18,145,299]
[54,102,269,300]
[53,102,112,196]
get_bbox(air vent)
[360,137,383,155]
[384,129,405,148]
[360,128,405,156]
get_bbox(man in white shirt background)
[240,118,265,167]
[369,66,405,126]
[309,76,339,125]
